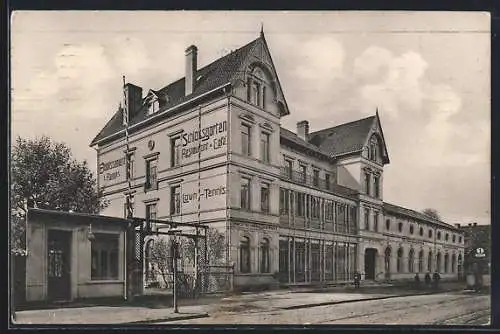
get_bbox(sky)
[10,11,491,225]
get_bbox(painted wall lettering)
[182,185,226,204]
[181,121,228,159]
[100,157,126,174]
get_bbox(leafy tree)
[10,135,107,249]
[422,208,441,221]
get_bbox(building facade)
[91,32,464,288]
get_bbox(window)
[398,222,403,232]
[250,81,260,106]
[240,178,251,210]
[91,233,119,280]
[428,251,433,272]
[451,254,456,273]
[260,238,270,273]
[452,234,456,243]
[260,132,270,163]
[311,197,320,219]
[146,202,158,221]
[300,165,307,183]
[126,152,135,180]
[369,135,379,162]
[240,236,251,273]
[445,233,449,241]
[444,254,449,273]
[373,176,380,198]
[297,193,305,217]
[171,137,182,167]
[364,173,371,195]
[437,231,441,240]
[409,225,414,235]
[260,183,270,213]
[123,195,135,218]
[313,169,320,187]
[147,97,160,115]
[325,173,331,190]
[386,219,391,231]
[325,200,334,221]
[458,236,462,243]
[284,159,293,178]
[373,212,379,232]
[408,249,415,273]
[419,227,424,236]
[418,250,424,273]
[170,186,180,215]
[145,159,158,191]
[436,253,442,272]
[384,247,391,274]
[241,124,251,157]
[428,229,433,238]
[364,208,370,230]
[397,248,403,273]
[279,189,289,215]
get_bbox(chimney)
[185,45,198,96]
[124,83,143,122]
[297,120,309,141]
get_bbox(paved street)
[164,291,490,325]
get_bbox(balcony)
[280,167,336,191]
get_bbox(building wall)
[26,215,126,302]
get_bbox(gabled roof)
[383,202,458,231]
[308,115,376,158]
[91,35,287,147]
[280,126,333,160]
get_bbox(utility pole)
[172,237,179,313]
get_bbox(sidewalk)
[12,280,465,325]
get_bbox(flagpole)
[123,76,133,219]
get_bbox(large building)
[90,31,464,288]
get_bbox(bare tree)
[149,237,173,288]
[423,208,441,221]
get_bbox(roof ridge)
[383,201,452,226]
[157,36,261,94]
[309,114,376,137]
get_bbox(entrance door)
[47,230,72,301]
[364,248,377,280]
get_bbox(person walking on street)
[432,272,441,289]
[414,273,421,289]
[425,272,431,288]
[354,272,361,289]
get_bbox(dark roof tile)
[308,116,375,157]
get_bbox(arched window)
[240,236,251,273]
[444,253,449,274]
[409,225,414,235]
[437,231,441,240]
[398,222,403,232]
[419,227,424,236]
[247,65,274,110]
[397,248,404,273]
[428,229,433,238]
[408,248,415,273]
[428,251,433,272]
[260,238,270,273]
[145,239,155,285]
[436,252,442,273]
[386,219,391,231]
[451,254,456,273]
[445,233,449,241]
[384,247,392,274]
[452,234,456,243]
[418,250,424,273]
[368,135,380,163]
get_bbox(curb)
[126,313,210,324]
[280,288,462,310]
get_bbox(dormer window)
[368,135,381,163]
[147,96,160,115]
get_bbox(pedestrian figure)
[414,273,420,289]
[432,272,440,289]
[354,272,361,289]
[425,272,431,288]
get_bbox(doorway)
[47,230,72,301]
[364,248,377,280]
